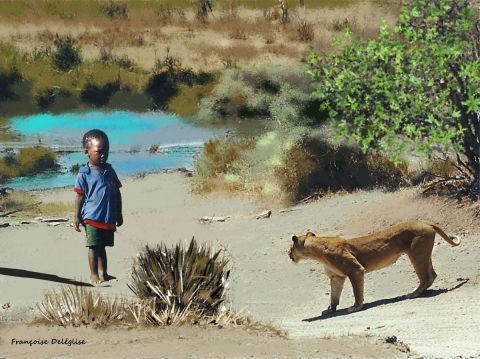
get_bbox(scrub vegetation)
[36,237,281,334]
[0,146,59,183]
[1,0,476,204]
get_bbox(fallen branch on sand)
[199,215,230,223]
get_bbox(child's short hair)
[82,129,109,149]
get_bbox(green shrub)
[102,1,128,19]
[80,81,120,106]
[0,42,21,100]
[51,36,81,71]
[146,51,196,108]
[196,66,323,124]
[129,238,229,318]
[0,146,59,182]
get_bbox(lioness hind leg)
[407,235,435,298]
[347,271,365,313]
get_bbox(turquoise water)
[3,111,227,190]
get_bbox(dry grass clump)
[126,300,284,334]
[278,137,410,202]
[297,20,315,42]
[0,191,36,213]
[35,237,282,333]
[193,138,256,192]
[154,5,186,24]
[129,238,229,321]
[37,286,126,327]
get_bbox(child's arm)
[116,189,123,227]
[73,192,85,232]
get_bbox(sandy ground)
[0,172,479,358]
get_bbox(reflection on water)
[4,111,227,190]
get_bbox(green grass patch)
[167,80,217,116]
[0,146,59,183]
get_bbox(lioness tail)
[429,223,461,246]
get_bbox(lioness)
[288,220,460,314]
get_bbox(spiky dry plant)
[128,237,229,324]
[210,307,286,336]
[37,285,126,327]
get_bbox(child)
[73,129,123,284]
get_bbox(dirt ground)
[0,172,479,358]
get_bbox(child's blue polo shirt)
[74,163,122,227]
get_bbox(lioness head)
[289,231,316,263]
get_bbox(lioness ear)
[306,231,316,237]
[291,235,298,243]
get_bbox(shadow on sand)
[0,267,93,287]
[303,278,469,322]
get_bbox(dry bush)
[154,5,186,24]
[129,238,230,319]
[193,138,255,191]
[265,43,300,57]
[0,191,36,213]
[36,30,57,43]
[78,27,148,48]
[278,137,410,202]
[199,43,260,61]
[264,33,276,44]
[297,20,314,42]
[37,286,126,327]
[219,1,240,20]
[229,28,249,40]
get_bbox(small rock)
[385,336,397,344]
[0,222,9,228]
[256,210,272,219]
[2,302,10,309]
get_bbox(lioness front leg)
[322,274,346,315]
[347,271,365,313]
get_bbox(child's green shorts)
[84,224,114,247]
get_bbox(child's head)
[82,129,109,166]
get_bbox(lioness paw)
[347,305,363,313]
[322,307,336,315]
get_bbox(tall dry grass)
[0,3,400,71]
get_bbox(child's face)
[85,137,109,167]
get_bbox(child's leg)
[88,246,100,284]
[98,246,116,282]
[98,245,107,281]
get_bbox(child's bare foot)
[99,274,117,282]
[89,275,101,284]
